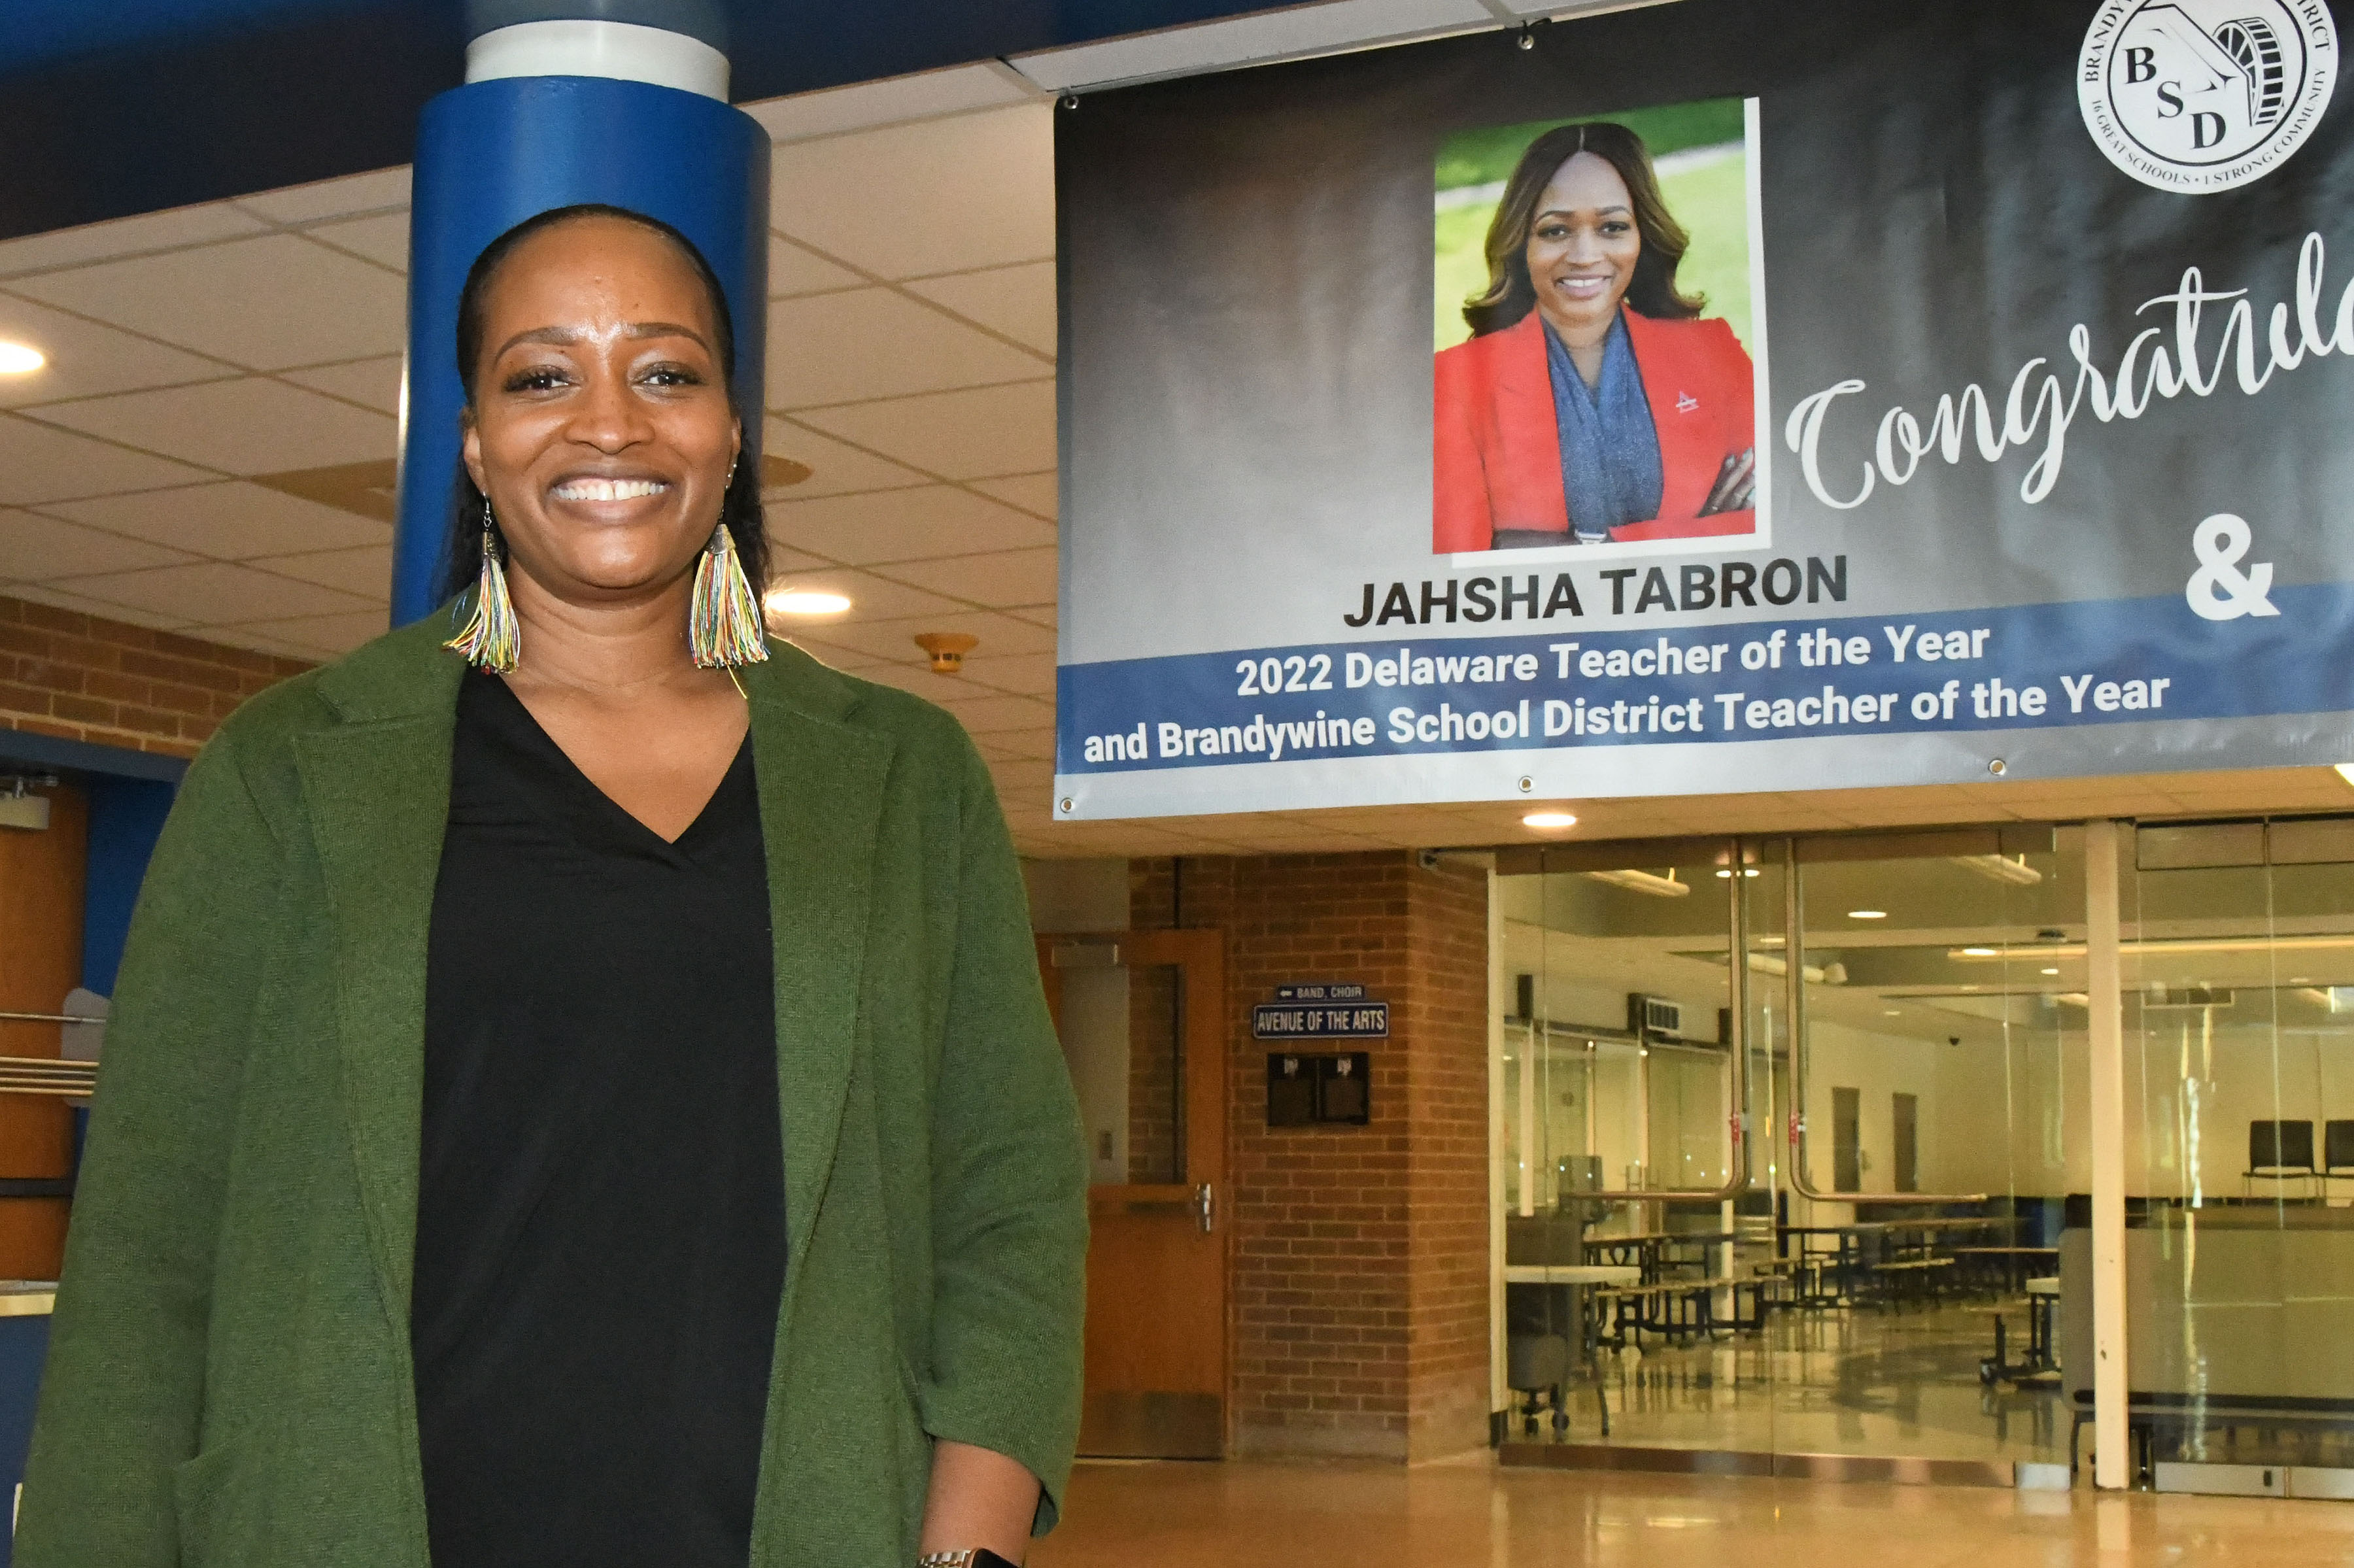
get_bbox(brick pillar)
[1132,851,1490,1462]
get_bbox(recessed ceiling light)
[1522,811,1577,829]
[0,342,44,375]
[764,588,850,615]
[2041,966,2060,976]
[1848,909,1887,919]
[2338,763,2354,789]
[1961,946,1998,957]
[1713,868,1762,878]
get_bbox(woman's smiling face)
[460,214,739,607]
[1524,150,1640,344]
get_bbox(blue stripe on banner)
[1054,585,2354,774]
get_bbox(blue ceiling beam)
[0,0,1278,240]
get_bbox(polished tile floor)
[1514,1295,2070,1465]
[1034,1457,2354,1566]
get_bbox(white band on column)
[466,18,729,99]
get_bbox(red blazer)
[1432,306,1756,552]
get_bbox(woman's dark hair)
[1460,122,1703,339]
[435,202,768,605]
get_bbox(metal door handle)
[1193,1181,1215,1234]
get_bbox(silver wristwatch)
[919,1554,1004,1568]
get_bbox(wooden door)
[1038,927,1227,1458]
[0,784,84,1280]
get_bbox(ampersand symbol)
[2185,513,2281,622]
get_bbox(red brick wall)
[1133,851,1490,1462]
[0,595,312,758]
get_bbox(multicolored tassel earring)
[689,465,768,668]
[444,497,520,673]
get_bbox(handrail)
[0,1013,105,1027]
[1560,837,1753,1204]
[1781,838,1986,1206]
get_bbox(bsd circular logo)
[2080,0,2337,192]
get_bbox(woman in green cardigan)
[13,204,1088,1568]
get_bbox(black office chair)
[1506,1332,1573,1436]
[2325,1120,2354,1178]
[2245,1119,2318,1199]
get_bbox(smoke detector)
[914,632,978,674]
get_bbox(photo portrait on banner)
[1431,97,1766,556]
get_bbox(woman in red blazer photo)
[1433,120,1756,553]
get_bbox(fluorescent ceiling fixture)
[0,342,44,374]
[1713,867,1761,878]
[1951,853,2043,886]
[764,589,851,615]
[2041,966,2060,976]
[1522,811,1578,829]
[1883,1009,1902,1017]
[1952,934,2354,961]
[1847,909,1888,920]
[1585,867,1687,896]
[1739,951,1841,985]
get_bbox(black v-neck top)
[413,670,785,1568]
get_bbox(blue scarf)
[1544,313,1664,542]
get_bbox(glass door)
[2115,817,2354,1489]
[1495,827,2075,1479]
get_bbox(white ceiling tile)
[959,650,1058,696]
[10,235,407,370]
[0,202,269,281]
[810,609,1057,660]
[772,105,1053,279]
[0,295,237,409]
[60,561,375,624]
[768,235,862,297]
[795,379,1055,479]
[742,63,1036,143]
[304,212,411,273]
[760,418,930,499]
[0,508,197,580]
[27,379,397,475]
[967,471,1057,520]
[874,545,1057,606]
[759,566,963,624]
[847,661,965,698]
[904,262,1057,355]
[281,356,403,415]
[1,581,197,632]
[937,694,1058,735]
[764,545,831,577]
[777,633,889,670]
[235,166,412,224]
[766,288,1048,408]
[249,544,390,599]
[978,725,1057,759]
[0,414,214,505]
[44,481,389,557]
[766,485,1055,566]
[220,609,387,656]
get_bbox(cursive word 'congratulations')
[1784,233,2354,510]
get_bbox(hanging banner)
[1051,0,2354,820]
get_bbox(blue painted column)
[390,0,771,627]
